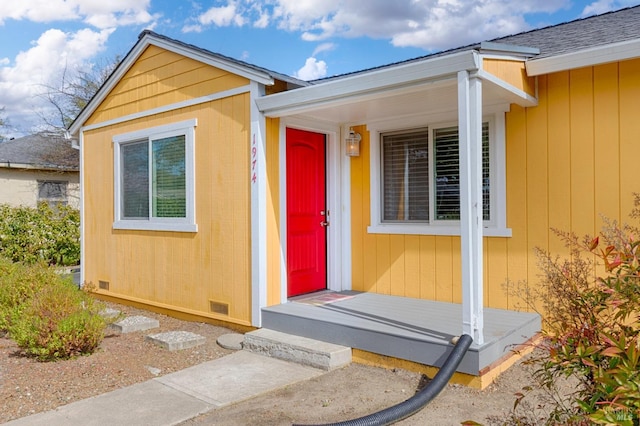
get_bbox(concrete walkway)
[5,351,324,426]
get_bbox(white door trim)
[279,118,346,303]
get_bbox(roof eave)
[526,38,640,76]
[256,50,481,118]
[0,162,78,172]
[69,31,278,136]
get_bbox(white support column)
[457,70,484,345]
[250,81,268,327]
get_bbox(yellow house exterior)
[70,7,640,378]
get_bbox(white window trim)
[113,119,197,233]
[368,112,511,237]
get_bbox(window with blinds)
[381,122,490,224]
[121,141,149,219]
[434,123,490,221]
[113,119,196,232]
[152,135,186,218]
[382,129,429,222]
[120,134,187,220]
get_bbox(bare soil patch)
[1,302,553,425]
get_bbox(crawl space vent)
[98,280,109,290]
[209,300,229,316]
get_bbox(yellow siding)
[351,59,640,311]
[265,117,282,306]
[83,94,252,326]
[86,45,250,125]
[483,58,536,97]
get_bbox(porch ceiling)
[257,50,537,125]
[272,76,535,124]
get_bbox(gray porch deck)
[261,291,540,376]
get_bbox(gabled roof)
[138,30,309,88]
[494,5,640,59]
[68,30,309,136]
[0,132,79,171]
[313,5,640,83]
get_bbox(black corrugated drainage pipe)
[293,334,473,426]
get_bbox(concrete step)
[243,328,351,371]
[145,331,206,351]
[110,315,160,333]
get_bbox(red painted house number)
[251,134,258,184]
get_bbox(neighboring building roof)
[0,132,79,171]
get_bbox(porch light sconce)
[345,128,361,157]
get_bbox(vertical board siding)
[619,60,640,217]
[265,118,282,306]
[351,59,640,311]
[83,93,252,325]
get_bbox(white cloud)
[182,24,203,33]
[0,28,112,133]
[0,1,158,135]
[198,2,246,27]
[312,42,336,56]
[188,0,625,51]
[294,57,327,80]
[581,0,616,16]
[0,0,156,29]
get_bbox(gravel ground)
[0,302,235,423]
[0,301,562,425]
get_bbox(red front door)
[286,128,327,297]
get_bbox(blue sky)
[0,0,638,137]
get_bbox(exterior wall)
[82,46,253,326]
[483,58,536,97]
[265,117,282,306]
[0,168,79,208]
[86,45,249,125]
[350,59,640,311]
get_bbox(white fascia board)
[257,50,480,117]
[68,40,146,136]
[69,33,274,136]
[526,38,640,76]
[147,36,275,86]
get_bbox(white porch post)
[250,81,268,327]
[457,70,484,345]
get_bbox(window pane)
[121,141,149,219]
[434,123,490,221]
[152,135,186,218]
[38,181,67,199]
[482,123,490,221]
[382,129,429,221]
[38,181,68,207]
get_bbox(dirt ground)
[181,354,548,426]
[0,301,554,425]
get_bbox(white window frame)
[368,112,510,237]
[113,119,197,232]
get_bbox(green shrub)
[0,203,80,266]
[0,256,60,332]
[504,195,640,425]
[9,278,106,361]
